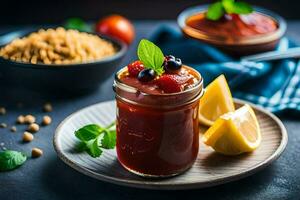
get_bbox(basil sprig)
[207,0,253,21]
[137,39,165,76]
[75,122,116,158]
[0,150,27,171]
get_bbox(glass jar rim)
[113,65,204,109]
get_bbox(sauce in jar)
[114,66,203,177]
[186,12,278,39]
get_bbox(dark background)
[0,0,299,25]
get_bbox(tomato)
[95,15,135,45]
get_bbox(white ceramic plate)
[53,99,288,190]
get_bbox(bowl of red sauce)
[178,5,287,56]
[113,63,204,177]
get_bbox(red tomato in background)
[95,15,135,45]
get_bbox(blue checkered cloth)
[150,25,300,113]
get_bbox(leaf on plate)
[75,124,103,142]
[101,129,116,149]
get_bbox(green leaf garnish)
[206,0,253,21]
[0,150,27,171]
[74,121,116,158]
[86,138,103,158]
[222,0,235,14]
[64,18,92,32]
[75,124,103,142]
[206,2,225,21]
[75,141,88,152]
[229,2,253,14]
[137,39,165,76]
[101,129,116,149]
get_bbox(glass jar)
[113,66,204,177]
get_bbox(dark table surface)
[0,21,299,200]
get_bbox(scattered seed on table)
[24,115,36,124]
[43,103,53,112]
[42,115,52,126]
[10,126,17,132]
[32,148,43,158]
[0,123,7,128]
[28,123,39,133]
[23,132,34,142]
[0,107,6,115]
[17,115,25,124]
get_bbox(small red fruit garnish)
[127,61,144,77]
[156,74,184,93]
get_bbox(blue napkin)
[149,25,300,113]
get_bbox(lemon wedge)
[203,104,261,155]
[199,75,235,126]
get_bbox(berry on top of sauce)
[137,69,156,82]
[127,60,144,77]
[121,57,198,94]
[119,39,199,94]
[164,55,182,72]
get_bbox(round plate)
[53,99,288,190]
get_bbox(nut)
[10,126,17,132]
[24,115,36,124]
[23,132,34,142]
[31,148,43,158]
[28,123,39,133]
[17,115,25,124]
[43,103,53,112]
[42,115,52,125]
[0,28,116,65]
[0,107,6,115]
[0,123,7,128]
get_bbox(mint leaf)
[75,124,103,142]
[230,2,253,14]
[222,0,235,14]
[101,129,116,149]
[137,39,165,76]
[74,122,116,158]
[75,141,88,152]
[207,0,253,20]
[206,2,225,21]
[0,150,27,171]
[84,138,102,158]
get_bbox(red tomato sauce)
[116,99,199,176]
[186,12,278,38]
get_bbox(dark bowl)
[0,29,127,93]
[177,5,287,56]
